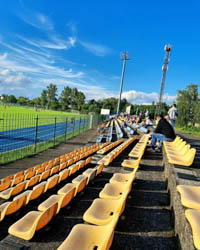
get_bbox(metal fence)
[0,113,104,164]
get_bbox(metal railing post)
[34,115,39,153]
[53,117,57,146]
[64,117,68,143]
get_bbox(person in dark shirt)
[150,114,176,152]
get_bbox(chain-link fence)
[0,113,104,164]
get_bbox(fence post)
[83,118,85,132]
[64,117,68,143]
[53,117,57,146]
[72,118,75,137]
[79,117,81,134]
[34,115,39,153]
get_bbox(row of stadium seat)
[0,157,94,221]
[177,185,200,249]
[0,143,107,193]
[114,120,123,139]
[163,136,196,166]
[57,165,139,249]
[117,118,134,137]
[98,137,136,166]
[97,139,123,154]
[8,163,105,240]
[121,135,149,169]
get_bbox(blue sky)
[0,0,199,104]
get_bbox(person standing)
[168,104,178,129]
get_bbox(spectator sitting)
[149,114,176,152]
[144,116,153,128]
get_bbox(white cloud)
[80,41,112,57]
[20,12,54,31]
[0,69,9,76]
[121,90,176,105]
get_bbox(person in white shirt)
[168,104,178,129]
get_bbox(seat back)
[30,182,46,201]
[12,176,25,186]
[36,203,58,231]
[59,169,70,182]
[26,175,40,188]
[46,175,59,191]
[40,170,51,181]
[51,165,60,175]
[0,180,11,192]
[6,195,26,215]
[11,182,26,197]
[97,163,104,175]
[25,170,35,180]
[45,162,53,170]
[15,171,24,178]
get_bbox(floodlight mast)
[117,51,130,114]
[154,45,172,119]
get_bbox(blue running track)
[0,119,89,153]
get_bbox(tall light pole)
[117,51,130,114]
[154,45,172,119]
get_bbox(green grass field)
[0,104,89,131]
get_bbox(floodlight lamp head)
[164,45,172,52]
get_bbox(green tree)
[40,90,48,108]
[59,86,72,110]
[47,84,58,109]
[177,84,199,127]
[17,96,29,105]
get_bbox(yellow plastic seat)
[8,203,58,240]
[82,169,97,184]
[25,175,40,189]
[39,169,51,181]
[99,183,130,200]
[57,215,119,250]
[0,193,26,221]
[44,175,59,192]
[59,169,70,182]
[58,183,76,196]
[122,158,140,169]
[185,209,200,250]
[72,175,88,195]
[177,185,200,209]
[109,168,137,184]
[0,181,27,200]
[24,182,47,205]
[167,148,196,166]
[83,197,126,225]
[166,144,191,157]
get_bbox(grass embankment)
[175,126,200,137]
[0,105,89,131]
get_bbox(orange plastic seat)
[45,162,54,170]
[44,175,59,192]
[24,182,47,205]
[0,181,27,199]
[42,161,49,168]
[11,175,25,186]
[25,170,36,180]
[95,163,105,175]
[59,169,70,182]
[50,165,60,175]
[34,165,41,171]
[0,193,26,221]
[8,203,58,240]
[39,169,51,181]
[15,171,24,178]
[0,180,11,192]
[69,164,79,175]
[85,157,92,165]
[60,162,68,170]
[83,169,97,184]
[77,160,85,170]
[25,175,40,189]
[72,175,88,195]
